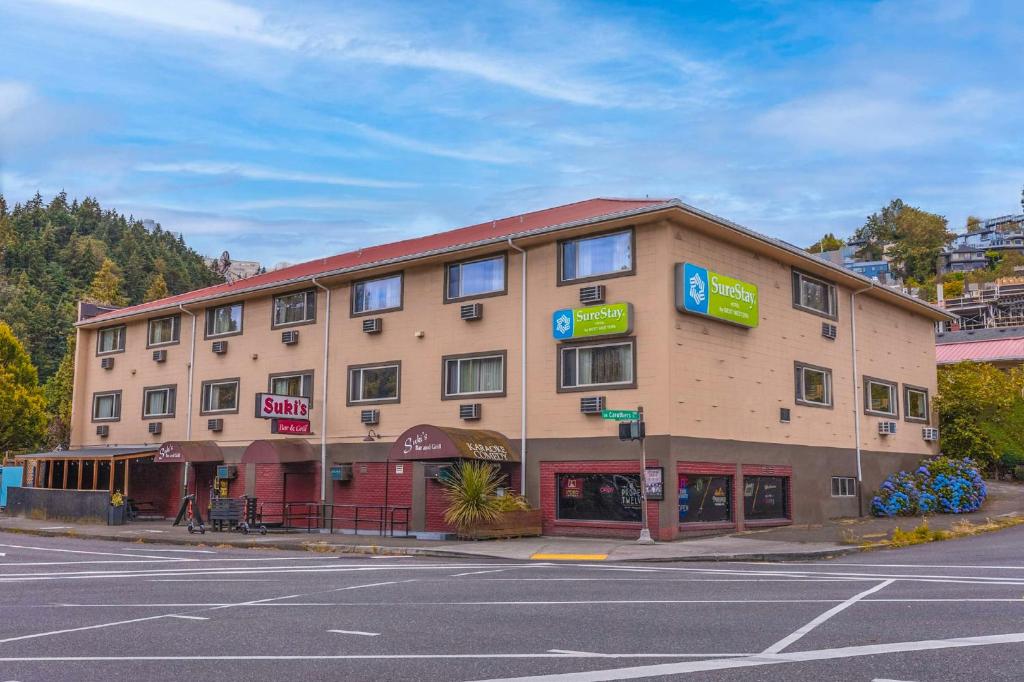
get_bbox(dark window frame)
[199,377,241,415]
[146,314,181,348]
[555,472,644,523]
[271,289,317,329]
[443,252,509,303]
[742,474,790,521]
[441,350,507,400]
[91,390,122,422]
[346,361,402,406]
[864,375,899,418]
[557,226,637,286]
[267,369,315,399]
[141,384,177,420]
[903,383,930,424]
[350,272,404,317]
[831,476,857,497]
[556,337,638,393]
[204,302,245,340]
[791,268,838,320]
[95,325,127,356]
[794,361,833,409]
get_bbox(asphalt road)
[2,528,1024,681]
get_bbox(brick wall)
[127,459,180,519]
[540,460,663,540]
[332,462,413,531]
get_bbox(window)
[443,353,505,398]
[205,303,243,338]
[96,326,126,354]
[559,229,634,283]
[142,386,176,418]
[273,290,316,327]
[147,315,180,347]
[201,379,239,414]
[560,340,635,390]
[446,254,506,301]
[865,377,898,417]
[348,363,400,404]
[743,476,788,520]
[269,371,313,398]
[831,476,856,497]
[792,270,837,319]
[92,391,121,421]
[557,473,643,522]
[904,385,929,423]
[795,362,832,408]
[352,274,402,315]
[679,474,732,523]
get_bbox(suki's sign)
[254,393,311,420]
[272,418,311,435]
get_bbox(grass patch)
[860,515,1024,549]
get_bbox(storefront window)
[556,473,643,522]
[678,474,732,523]
[743,476,788,520]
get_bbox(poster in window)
[743,476,787,520]
[678,474,732,523]
[557,473,642,522]
[644,467,664,501]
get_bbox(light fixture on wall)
[363,429,381,442]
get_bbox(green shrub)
[493,494,531,513]
[1014,466,1024,482]
[441,460,502,531]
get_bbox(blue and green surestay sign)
[552,302,633,340]
[675,263,759,328]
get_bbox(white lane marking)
[873,679,918,681]
[328,629,380,637]
[743,561,1024,571]
[122,548,216,554]
[0,555,342,568]
[546,649,748,658]
[165,615,208,621]
[0,543,185,562]
[149,579,279,583]
[0,614,171,645]
[762,579,894,655]
[451,569,512,577]
[38,527,70,530]
[370,556,413,559]
[476,631,1024,681]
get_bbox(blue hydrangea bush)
[872,457,986,517]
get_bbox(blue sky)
[0,0,1021,267]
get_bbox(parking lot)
[2,528,1024,681]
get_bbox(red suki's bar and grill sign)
[255,393,311,434]
[272,419,311,435]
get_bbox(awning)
[391,425,519,462]
[17,446,157,461]
[241,439,316,464]
[154,441,224,464]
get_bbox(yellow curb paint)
[530,553,608,561]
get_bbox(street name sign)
[602,409,639,420]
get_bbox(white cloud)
[332,119,530,165]
[0,81,32,121]
[135,161,416,189]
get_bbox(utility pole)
[636,405,653,544]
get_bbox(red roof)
[936,338,1024,364]
[82,197,673,324]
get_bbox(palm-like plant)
[441,460,502,531]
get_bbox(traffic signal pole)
[636,405,654,545]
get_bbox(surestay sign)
[675,263,759,328]
[254,393,311,419]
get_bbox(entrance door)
[191,464,216,519]
[283,470,316,528]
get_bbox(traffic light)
[618,420,645,441]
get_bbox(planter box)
[462,509,542,540]
[107,504,127,526]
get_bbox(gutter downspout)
[312,277,331,506]
[850,283,874,516]
[507,238,528,498]
[178,304,197,498]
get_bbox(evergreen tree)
[43,335,75,448]
[85,258,129,306]
[143,272,169,302]
[0,321,48,453]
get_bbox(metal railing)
[245,501,412,537]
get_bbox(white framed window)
[352,274,402,315]
[444,353,505,397]
[205,303,243,338]
[269,372,313,398]
[147,315,180,347]
[831,476,856,497]
[348,363,400,403]
[96,326,126,355]
[560,229,634,282]
[92,391,121,421]
[795,362,832,408]
[904,385,929,423]
[792,270,837,319]
[560,340,635,390]
[273,290,316,327]
[446,255,506,301]
[201,379,239,414]
[143,386,176,418]
[865,377,898,417]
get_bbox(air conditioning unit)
[207,418,223,432]
[216,465,238,479]
[281,330,299,345]
[821,323,837,340]
[878,421,897,435]
[360,409,380,425]
[579,285,606,305]
[460,303,483,321]
[147,422,162,435]
[96,425,109,437]
[362,318,382,334]
[100,357,115,370]
[922,427,939,442]
[152,349,167,363]
[580,396,606,414]
[211,340,228,354]
[330,464,353,482]
[459,403,482,420]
